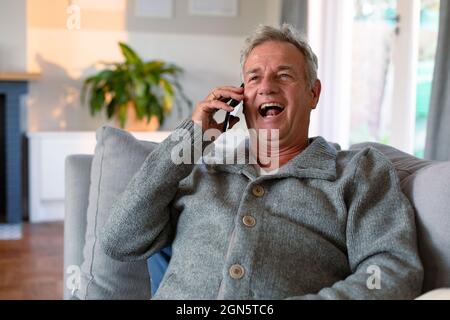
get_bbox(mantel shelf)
[0,72,41,82]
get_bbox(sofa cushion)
[350,142,433,182]
[350,142,450,291]
[401,163,450,291]
[77,125,156,299]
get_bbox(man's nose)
[257,76,278,96]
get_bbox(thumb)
[228,115,240,129]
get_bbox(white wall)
[26,0,278,131]
[27,28,245,131]
[0,0,27,71]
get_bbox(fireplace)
[0,80,29,223]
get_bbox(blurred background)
[0,0,449,299]
[0,0,441,152]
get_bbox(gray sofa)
[63,125,450,299]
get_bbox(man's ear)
[310,79,321,110]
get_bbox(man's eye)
[280,74,292,79]
[249,76,259,82]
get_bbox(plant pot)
[114,103,160,132]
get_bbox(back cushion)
[77,125,157,299]
[351,142,450,291]
[401,163,450,291]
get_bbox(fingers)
[216,86,245,93]
[192,85,243,132]
[207,86,244,102]
[198,100,235,114]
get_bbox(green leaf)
[145,73,160,86]
[82,41,192,129]
[114,84,128,105]
[81,75,100,105]
[144,61,165,73]
[117,104,127,128]
[160,78,174,113]
[119,42,143,66]
[160,77,174,95]
[89,88,105,116]
[161,64,182,75]
[106,98,116,119]
[134,97,147,119]
[151,100,164,125]
[96,69,115,80]
[133,79,147,97]
[163,95,173,113]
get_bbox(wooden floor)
[0,222,63,300]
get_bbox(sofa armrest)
[63,154,93,299]
[416,288,450,300]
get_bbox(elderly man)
[100,24,423,299]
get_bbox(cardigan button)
[229,264,245,279]
[242,215,256,227]
[252,185,265,197]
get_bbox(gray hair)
[240,23,318,89]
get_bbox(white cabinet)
[27,130,171,223]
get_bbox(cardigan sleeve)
[100,119,209,261]
[289,147,424,300]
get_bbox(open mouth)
[258,103,285,118]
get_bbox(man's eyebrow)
[245,68,260,75]
[245,65,295,75]
[277,65,295,71]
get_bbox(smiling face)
[242,40,321,148]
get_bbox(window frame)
[307,0,421,153]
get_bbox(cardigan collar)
[202,134,340,182]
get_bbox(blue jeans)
[147,246,172,296]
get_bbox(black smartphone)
[222,83,244,132]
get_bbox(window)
[350,0,398,146]
[349,0,440,155]
[308,0,440,156]
[415,0,440,157]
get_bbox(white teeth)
[260,103,284,112]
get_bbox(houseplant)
[81,42,191,130]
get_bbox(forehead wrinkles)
[243,63,308,87]
[245,51,286,69]
[244,48,304,76]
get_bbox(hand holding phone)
[222,83,244,132]
[191,84,244,133]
